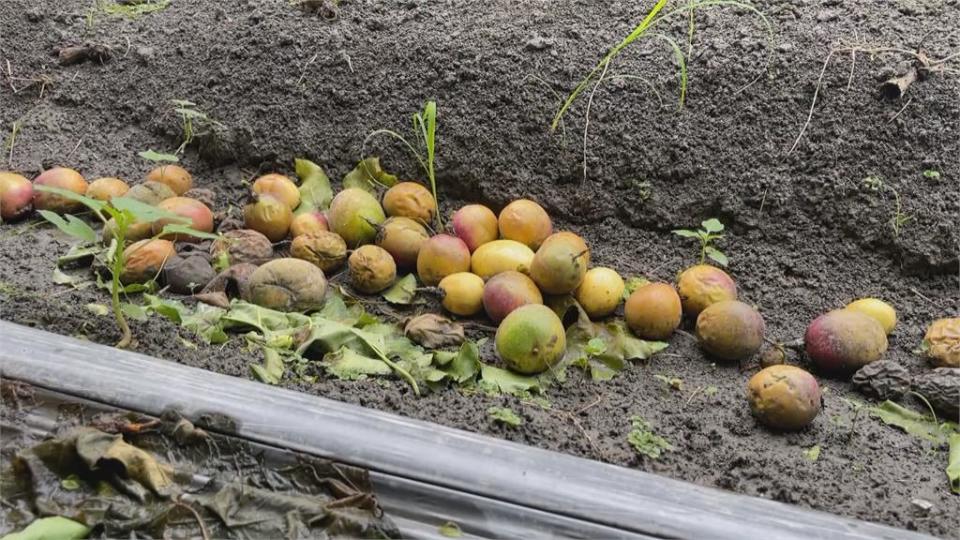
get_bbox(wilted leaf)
[2,516,90,540]
[121,302,148,321]
[75,427,173,493]
[323,347,392,380]
[948,433,960,494]
[382,274,417,304]
[86,303,110,316]
[38,210,98,244]
[294,158,333,213]
[251,347,285,385]
[479,364,542,396]
[138,149,179,163]
[803,445,821,462]
[404,314,465,349]
[343,157,398,192]
[52,267,88,288]
[488,407,523,427]
[869,400,957,444]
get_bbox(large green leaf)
[382,274,417,304]
[37,210,98,244]
[110,196,183,223]
[1,516,90,540]
[948,433,960,494]
[251,347,286,385]
[869,400,958,444]
[34,184,106,214]
[478,364,542,396]
[322,347,393,380]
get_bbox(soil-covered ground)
[2,0,959,536]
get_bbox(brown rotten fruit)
[146,165,192,195]
[32,167,88,213]
[291,231,348,273]
[695,300,765,361]
[349,244,397,294]
[244,258,327,312]
[121,239,176,284]
[126,181,177,205]
[210,229,274,265]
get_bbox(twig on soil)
[788,48,835,155]
[67,138,84,159]
[887,97,913,123]
[684,385,704,407]
[582,60,611,182]
[296,53,319,87]
[173,497,210,540]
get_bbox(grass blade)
[653,33,688,109]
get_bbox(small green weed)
[654,374,683,391]
[628,415,672,459]
[922,169,941,180]
[138,149,179,163]
[488,406,523,427]
[5,120,22,166]
[672,218,727,266]
[861,176,912,238]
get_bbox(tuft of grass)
[673,218,728,266]
[861,176,912,239]
[628,415,672,459]
[171,100,223,155]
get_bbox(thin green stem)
[111,231,132,348]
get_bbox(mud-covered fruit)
[923,318,960,368]
[416,234,471,286]
[348,245,397,294]
[625,282,682,340]
[291,231,348,273]
[805,309,887,374]
[470,239,535,280]
[382,182,436,224]
[85,177,129,201]
[252,173,300,210]
[120,239,176,284]
[747,365,822,431]
[244,258,327,312]
[677,264,737,317]
[495,304,566,374]
[146,165,192,195]
[126,181,176,205]
[289,211,328,238]
[152,197,214,241]
[845,298,897,335]
[696,300,765,361]
[452,204,498,252]
[498,199,552,249]
[575,267,625,319]
[0,172,33,221]
[328,188,386,248]
[210,229,274,265]
[529,232,590,295]
[244,195,292,242]
[439,272,485,316]
[376,217,429,269]
[32,167,88,213]
[482,270,543,324]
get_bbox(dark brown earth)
[1,0,959,536]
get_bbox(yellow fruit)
[252,173,300,210]
[470,239,535,280]
[349,244,397,294]
[498,199,552,249]
[747,365,822,430]
[382,182,436,224]
[289,211,328,238]
[244,195,293,242]
[146,165,192,195]
[575,267,625,319]
[495,304,566,374]
[86,177,129,201]
[677,264,737,316]
[416,234,471,286]
[845,298,897,335]
[32,167,88,213]
[376,216,429,269]
[439,272,485,316]
[624,282,682,339]
[529,232,589,295]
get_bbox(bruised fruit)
[696,300,765,361]
[845,298,897,335]
[126,181,176,205]
[252,173,300,210]
[382,182,436,224]
[120,239,176,284]
[0,172,33,221]
[244,195,292,242]
[152,197,214,241]
[439,272,485,316]
[529,232,589,295]
[244,258,327,312]
[85,177,129,201]
[416,234,470,286]
[349,244,397,294]
[291,231,347,273]
[289,211,328,238]
[163,255,215,294]
[922,318,960,368]
[747,365,822,430]
[483,270,543,323]
[625,282,682,340]
[103,218,153,244]
[677,264,737,316]
[210,229,273,265]
[470,239,534,280]
[376,217,428,269]
[328,188,385,247]
[452,204,498,252]
[498,199,552,249]
[146,165,192,195]
[32,167,88,213]
[575,267,625,319]
[804,309,887,374]
[495,304,566,374]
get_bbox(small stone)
[525,36,553,51]
[911,498,933,513]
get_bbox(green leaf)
[34,184,106,214]
[121,302,148,321]
[37,210,97,244]
[251,347,285,385]
[869,400,958,444]
[343,157,398,192]
[180,304,228,344]
[948,433,960,494]
[622,275,650,300]
[584,337,607,356]
[61,474,81,490]
[479,364,542,396]
[158,223,221,241]
[704,246,729,267]
[2,516,90,540]
[671,229,700,238]
[382,274,417,304]
[488,406,523,427]
[86,303,110,316]
[143,293,188,323]
[438,521,463,538]
[52,267,88,288]
[294,158,334,213]
[110,196,183,223]
[922,169,941,180]
[701,218,724,233]
[628,415,672,459]
[138,149,180,163]
[439,341,481,383]
[803,445,821,462]
[323,347,393,380]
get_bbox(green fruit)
[495,304,566,374]
[328,188,386,247]
[529,232,590,295]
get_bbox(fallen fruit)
[85,177,129,201]
[210,229,274,265]
[845,298,897,335]
[452,204,498,252]
[416,233,471,286]
[152,197,214,241]
[0,172,33,221]
[32,167,88,213]
[146,165,192,195]
[126,181,176,205]
[328,188,385,247]
[121,239,176,284]
[922,318,960,368]
[677,264,737,316]
[624,282,682,340]
[498,199,552,249]
[470,239,535,280]
[243,195,293,242]
[913,367,959,421]
[529,231,589,295]
[495,304,566,374]
[805,309,888,374]
[244,258,327,312]
[289,211,328,238]
[252,173,300,210]
[405,314,465,349]
[103,218,153,245]
[851,360,911,400]
[747,365,822,430]
[759,346,786,368]
[483,270,543,323]
[376,216,429,269]
[349,244,397,293]
[182,187,216,209]
[382,182,436,224]
[439,272,485,316]
[290,231,348,273]
[575,267,625,319]
[162,255,215,294]
[696,300,765,361]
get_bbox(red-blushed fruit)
[126,181,176,205]
[439,272,485,316]
[349,244,397,294]
[470,239,535,280]
[382,182,436,224]
[453,204,498,252]
[695,300,765,361]
[416,234,470,286]
[624,282,682,340]
[498,199,552,249]
[328,188,386,247]
[252,173,300,210]
[85,177,129,201]
[495,304,566,374]
[146,165,192,195]
[244,258,327,312]
[289,211,328,238]
[747,365,822,430]
[32,167,88,213]
[575,267,625,319]
[677,264,737,316]
[152,197,214,242]
[376,216,429,269]
[121,239,176,284]
[805,309,887,374]
[482,270,543,324]
[0,172,34,221]
[529,232,590,295]
[244,195,293,242]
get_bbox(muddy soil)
[1,0,959,536]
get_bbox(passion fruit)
[439,272,485,316]
[291,231,348,273]
[382,182,436,224]
[498,199,552,249]
[152,197,214,241]
[349,244,397,294]
[482,270,543,324]
[146,165,192,195]
[923,318,960,368]
[376,217,429,269]
[845,298,897,335]
[495,304,566,374]
[289,211,328,238]
[624,282,682,339]
[244,195,293,242]
[328,188,386,248]
[452,204,498,252]
[575,267,625,319]
[210,229,274,265]
[747,365,822,431]
[470,239,535,280]
[528,232,589,295]
[120,239,176,284]
[85,177,129,201]
[416,234,471,286]
[126,181,176,205]
[0,172,33,221]
[244,258,327,312]
[252,173,300,210]
[677,264,737,317]
[695,300,765,361]
[805,309,888,374]
[32,167,88,213]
